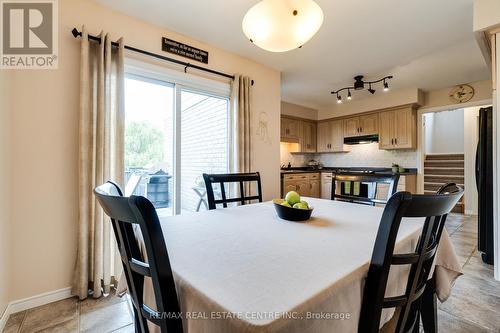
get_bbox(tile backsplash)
[286,142,418,168]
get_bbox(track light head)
[368,84,376,94]
[337,94,342,103]
[383,81,389,91]
[347,90,352,100]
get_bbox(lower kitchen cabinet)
[283,172,416,201]
[282,173,320,198]
[374,175,417,203]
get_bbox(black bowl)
[273,201,313,222]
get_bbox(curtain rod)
[71,28,235,81]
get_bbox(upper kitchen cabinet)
[343,114,378,137]
[343,117,359,137]
[281,116,300,141]
[317,120,345,152]
[300,120,317,152]
[378,107,416,150]
[359,114,378,135]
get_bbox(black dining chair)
[94,181,183,333]
[331,173,400,206]
[358,185,463,333]
[202,172,263,210]
[418,182,463,333]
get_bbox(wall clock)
[449,84,474,103]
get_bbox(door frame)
[416,99,492,194]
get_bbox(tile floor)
[3,214,499,333]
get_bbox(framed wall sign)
[162,38,209,64]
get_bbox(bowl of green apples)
[273,191,313,222]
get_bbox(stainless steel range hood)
[343,134,379,145]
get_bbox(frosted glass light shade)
[242,0,324,52]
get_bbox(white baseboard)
[0,287,72,332]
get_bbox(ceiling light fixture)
[242,0,324,52]
[331,75,393,102]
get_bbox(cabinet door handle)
[391,138,394,145]
[394,138,397,145]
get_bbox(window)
[124,60,232,215]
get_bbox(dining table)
[117,197,463,333]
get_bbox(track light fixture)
[331,75,393,102]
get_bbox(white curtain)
[73,26,125,299]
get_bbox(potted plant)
[392,163,399,173]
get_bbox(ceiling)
[94,0,490,109]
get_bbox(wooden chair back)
[332,173,400,205]
[94,181,182,333]
[358,184,463,333]
[202,172,263,210]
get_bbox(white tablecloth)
[118,198,462,333]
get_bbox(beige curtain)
[232,75,252,173]
[73,26,125,300]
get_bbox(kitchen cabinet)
[378,107,416,150]
[321,172,333,199]
[359,114,378,135]
[282,173,320,198]
[281,116,300,141]
[343,114,378,137]
[317,120,345,152]
[343,117,359,137]
[300,121,317,152]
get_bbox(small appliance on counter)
[307,159,322,170]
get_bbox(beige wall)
[317,80,492,120]
[473,0,500,32]
[7,0,280,301]
[422,79,492,110]
[0,71,11,316]
[281,101,318,120]
[318,88,424,120]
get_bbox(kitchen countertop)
[280,167,417,177]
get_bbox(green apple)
[280,201,292,208]
[299,200,309,209]
[293,202,309,210]
[285,191,301,206]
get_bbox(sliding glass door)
[180,89,230,213]
[124,69,231,216]
[124,76,175,216]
